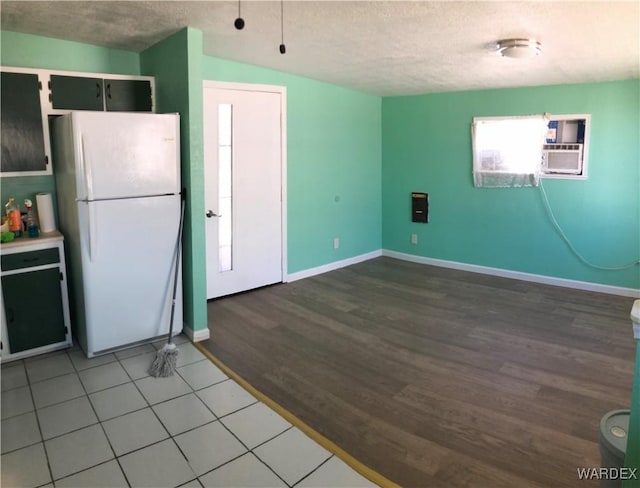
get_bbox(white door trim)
[202,80,288,283]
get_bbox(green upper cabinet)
[50,75,104,110]
[0,70,48,174]
[104,79,153,112]
[50,75,153,112]
[1,66,155,176]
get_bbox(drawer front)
[1,248,60,271]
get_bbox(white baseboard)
[286,250,383,282]
[280,247,639,297]
[382,249,640,298]
[183,325,210,343]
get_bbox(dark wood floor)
[200,257,636,488]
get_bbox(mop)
[149,195,185,377]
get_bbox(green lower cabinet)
[1,235,72,360]
[2,268,66,353]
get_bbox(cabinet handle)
[106,82,111,99]
[96,82,101,99]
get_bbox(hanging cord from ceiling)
[538,179,640,270]
[234,0,245,30]
[279,0,286,54]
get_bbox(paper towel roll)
[36,192,56,233]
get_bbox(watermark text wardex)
[577,467,637,481]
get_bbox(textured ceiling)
[2,1,639,96]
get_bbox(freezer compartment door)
[78,195,182,355]
[71,112,180,200]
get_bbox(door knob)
[206,210,221,218]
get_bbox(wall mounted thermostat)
[411,192,429,223]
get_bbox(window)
[218,103,233,272]
[471,114,591,187]
[472,115,548,187]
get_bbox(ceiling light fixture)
[496,38,542,59]
[234,0,245,30]
[279,0,286,54]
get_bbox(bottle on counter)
[5,198,22,237]
[24,199,39,238]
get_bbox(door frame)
[202,80,288,284]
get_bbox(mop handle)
[167,192,186,344]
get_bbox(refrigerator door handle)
[80,135,94,200]
[87,203,97,262]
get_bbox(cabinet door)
[2,268,66,353]
[105,79,153,112]
[50,75,104,110]
[0,71,47,172]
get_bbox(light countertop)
[0,230,64,252]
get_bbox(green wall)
[203,57,382,273]
[140,28,207,334]
[1,28,635,302]
[1,28,381,334]
[382,80,640,289]
[1,30,140,74]
[1,30,141,218]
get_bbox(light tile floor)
[1,335,378,488]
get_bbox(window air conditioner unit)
[542,144,584,175]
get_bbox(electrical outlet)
[333,237,340,249]
[411,234,418,245]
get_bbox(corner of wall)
[140,27,207,335]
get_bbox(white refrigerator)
[52,112,183,357]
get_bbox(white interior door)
[204,84,284,299]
